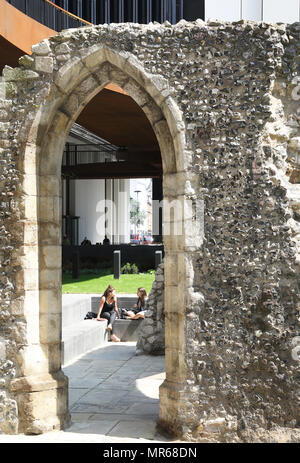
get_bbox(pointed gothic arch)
[11,42,194,434]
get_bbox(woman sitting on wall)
[97,285,120,342]
[125,288,148,320]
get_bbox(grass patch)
[62,269,155,294]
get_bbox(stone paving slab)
[123,403,159,416]
[69,388,90,407]
[0,432,175,444]
[0,342,174,443]
[70,403,131,415]
[107,420,158,440]
[68,377,106,389]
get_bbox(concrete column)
[105,179,114,244]
[74,179,105,244]
[113,179,119,244]
[118,179,130,243]
[152,177,163,243]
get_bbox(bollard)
[72,249,80,280]
[155,250,162,269]
[114,250,121,279]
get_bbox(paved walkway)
[0,343,177,443]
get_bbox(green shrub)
[121,262,139,274]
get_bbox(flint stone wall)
[0,19,299,440]
[136,262,165,355]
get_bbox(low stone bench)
[91,296,143,342]
[61,294,109,365]
[62,319,108,365]
[61,295,143,365]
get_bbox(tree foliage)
[130,197,146,228]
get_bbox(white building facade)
[62,125,131,245]
[205,0,300,23]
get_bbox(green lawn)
[62,271,155,294]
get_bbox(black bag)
[84,311,97,320]
[118,308,127,319]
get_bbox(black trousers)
[101,311,117,334]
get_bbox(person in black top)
[125,288,148,320]
[96,285,120,342]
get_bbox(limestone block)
[165,348,186,383]
[46,342,63,372]
[79,44,107,70]
[2,66,39,81]
[61,93,83,119]
[15,268,39,292]
[164,312,185,350]
[19,245,39,270]
[289,137,300,152]
[22,290,39,317]
[123,79,149,107]
[163,231,185,252]
[18,386,68,434]
[10,297,25,316]
[53,196,62,224]
[54,58,87,94]
[105,47,132,72]
[23,174,38,196]
[142,99,164,126]
[39,197,54,222]
[39,222,61,246]
[23,221,38,246]
[19,55,35,69]
[173,131,186,172]
[39,313,62,344]
[161,96,185,138]
[35,57,54,74]
[109,67,130,89]
[22,144,39,175]
[75,75,100,99]
[141,325,155,336]
[32,40,51,56]
[39,196,61,224]
[39,268,61,290]
[40,245,61,270]
[152,120,176,174]
[55,43,71,55]
[23,314,40,345]
[17,345,49,376]
[0,338,6,361]
[39,289,62,315]
[164,284,185,314]
[164,254,179,286]
[142,73,170,106]
[38,113,70,176]
[39,175,60,197]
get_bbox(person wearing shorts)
[126,288,148,320]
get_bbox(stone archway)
[7,41,195,435]
[2,21,299,442]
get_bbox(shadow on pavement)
[63,342,169,441]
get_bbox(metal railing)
[6,0,91,31]
[5,0,200,32]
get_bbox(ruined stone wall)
[184,21,300,441]
[0,20,299,439]
[136,263,165,355]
